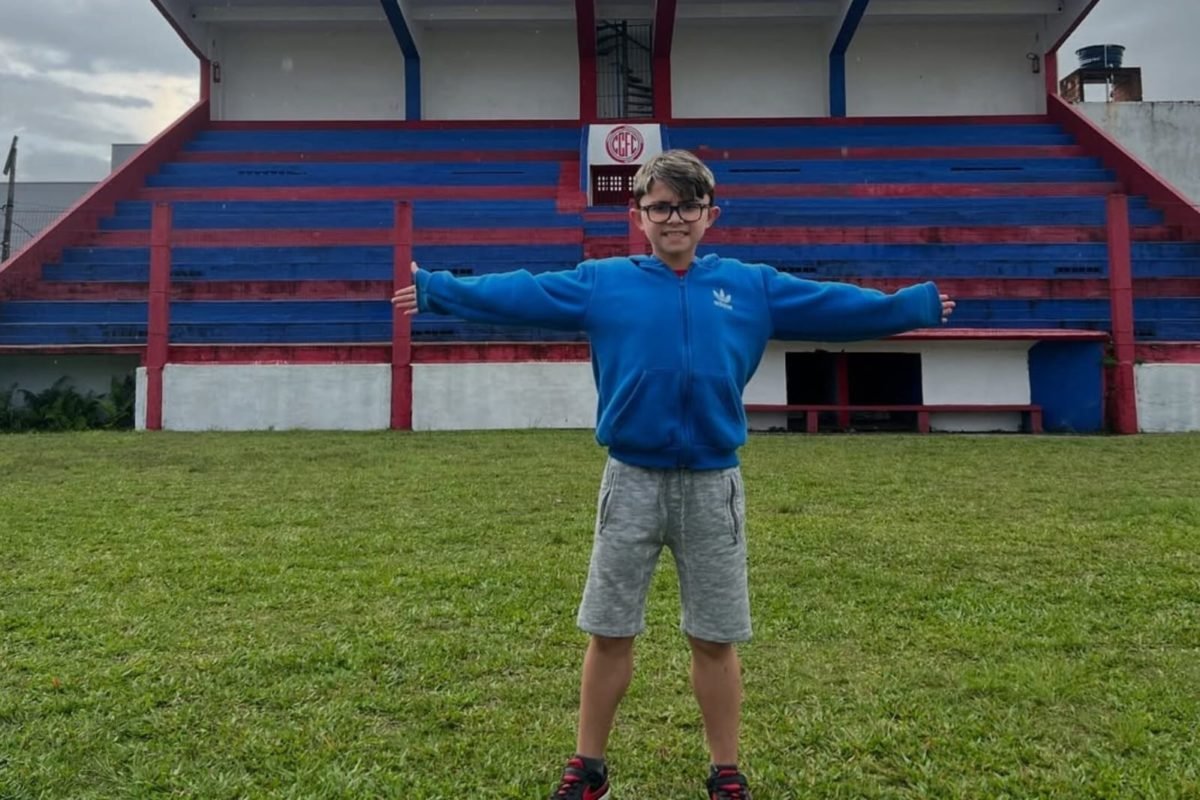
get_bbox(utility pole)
[2,136,16,262]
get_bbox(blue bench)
[713,196,1160,226]
[41,241,1200,284]
[5,297,1196,346]
[147,162,563,188]
[668,124,1074,149]
[99,200,582,231]
[185,129,581,152]
[43,244,584,282]
[709,158,1111,185]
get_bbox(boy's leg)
[669,466,751,769]
[576,634,636,757]
[574,458,666,758]
[688,636,741,766]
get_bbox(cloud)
[1,67,153,111]
[0,3,197,182]
[2,0,197,76]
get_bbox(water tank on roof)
[1076,44,1125,69]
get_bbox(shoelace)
[553,772,582,798]
[711,769,749,800]
[554,759,598,798]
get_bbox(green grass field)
[1,431,1198,799]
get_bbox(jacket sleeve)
[415,263,596,332]
[763,268,942,341]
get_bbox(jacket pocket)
[597,369,680,453]
[690,373,747,452]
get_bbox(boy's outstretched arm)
[764,269,955,341]
[391,261,595,331]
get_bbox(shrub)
[0,374,135,433]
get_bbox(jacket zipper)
[679,274,692,467]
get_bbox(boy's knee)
[687,635,736,660]
[590,634,636,656]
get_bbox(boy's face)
[630,181,721,267]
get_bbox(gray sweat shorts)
[577,456,751,643]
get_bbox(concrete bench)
[744,403,1044,433]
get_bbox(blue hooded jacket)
[416,254,942,470]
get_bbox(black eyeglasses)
[638,201,711,223]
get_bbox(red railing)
[0,98,212,300]
[137,198,415,431]
[1048,94,1200,240]
[1105,194,1138,434]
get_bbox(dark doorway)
[786,351,837,432]
[785,350,923,432]
[846,352,923,431]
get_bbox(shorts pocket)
[727,474,746,544]
[597,463,619,530]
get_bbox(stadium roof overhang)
[151,0,1100,59]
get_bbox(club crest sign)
[588,124,662,168]
[604,125,645,164]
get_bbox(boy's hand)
[940,294,956,324]
[391,261,421,316]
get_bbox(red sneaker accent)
[552,758,610,800]
[710,768,750,800]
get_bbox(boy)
[392,150,955,799]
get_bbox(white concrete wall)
[920,341,1032,432]
[1136,364,1200,433]
[847,21,1045,116]
[1080,102,1200,204]
[745,340,1033,432]
[413,362,596,431]
[113,350,1200,434]
[422,25,578,120]
[672,21,826,118]
[136,364,392,431]
[0,355,138,398]
[213,26,407,121]
[135,368,147,428]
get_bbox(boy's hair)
[632,149,717,204]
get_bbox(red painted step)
[694,145,1087,161]
[23,278,1199,304]
[76,225,1179,250]
[138,186,558,202]
[78,227,585,247]
[556,161,586,213]
[175,150,577,163]
[719,183,1121,199]
[702,225,1180,245]
[168,344,393,364]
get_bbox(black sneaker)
[549,757,610,800]
[708,766,752,800]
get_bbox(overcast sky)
[1,0,1197,182]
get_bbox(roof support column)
[380,0,421,120]
[652,0,677,121]
[828,0,871,117]
[576,0,597,122]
